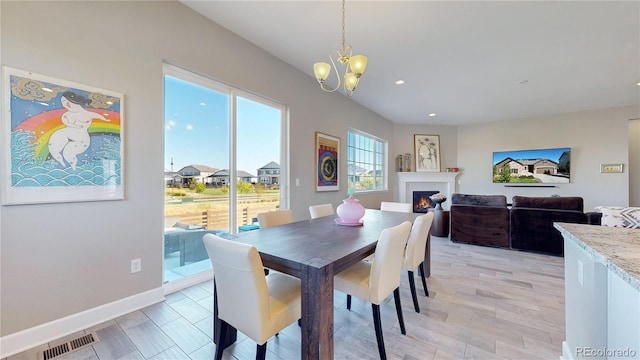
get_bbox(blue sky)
[493,147,570,165]
[164,76,280,175]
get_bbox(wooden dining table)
[215,208,418,360]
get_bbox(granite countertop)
[554,222,640,291]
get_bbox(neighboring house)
[347,163,368,184]
[495,157,559,176]
[164,169,182,186]
[209,169,256,185]
[257,161,280,185]
[178,164,218,185]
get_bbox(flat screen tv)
[492,147,571,184]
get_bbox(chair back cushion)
[512,196,584,211]
[309,203,335,219]
[380,201,412,213]
[369,221,412,303]
[595,206,640,228]
[451,193,507,207]
[404,213,434,270]
[202,234,269,341]
[257,209,294,228]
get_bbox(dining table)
[215,208,418,360]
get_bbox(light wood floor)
[7,236,565,360]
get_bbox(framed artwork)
[2,66,124,205]
[600,163,624,173]
[414,134,441,172]
[315,131,339,192]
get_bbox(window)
[347,130,387,192]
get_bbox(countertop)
[554,223,640,291]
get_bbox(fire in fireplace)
[412,191,439,213]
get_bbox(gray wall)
[1,0,638,342]
[456,106,638,210]
[630,119,640,206]
[0,1,392,336]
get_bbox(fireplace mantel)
[397,172,461,208]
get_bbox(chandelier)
[313,0,368,96]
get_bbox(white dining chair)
[334,221,412,360]
[403,212,434,313]
[203,233,301,360]
[308,203,335,219]
[257,209,294,228]
[380,201,412,213]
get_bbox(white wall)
[0,1,393,339]
[456,106,639,210]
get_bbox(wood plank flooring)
[6,236,565,360]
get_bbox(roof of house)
[180,164,218,172]
[209,169,256,178]
[258,161,279,170]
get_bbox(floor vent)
[40,332,99,360]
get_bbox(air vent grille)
[40,332,99,360]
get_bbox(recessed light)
[395,80,405,85]
[637,82,640,86]
[428,113,437,117]
[517,80,529,85]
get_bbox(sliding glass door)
[163,64,286,286]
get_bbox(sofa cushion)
[512,196,583,212]
[451,193,507,207]
[595,206,640,228]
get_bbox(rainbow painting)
[2,66,124,204]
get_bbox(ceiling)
[181,1,639,126]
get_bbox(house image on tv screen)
[492,147,570,184]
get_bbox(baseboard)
[0,286,164,358]
[163,269,213,295]
[561,341,575,360]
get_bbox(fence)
[167,203,279,230]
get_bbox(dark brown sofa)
[509,196,601,256]
[450,193,510,248]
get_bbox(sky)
[164,75,280,175]
[492,147,570,165]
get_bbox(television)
[492,147,571,184]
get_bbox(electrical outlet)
[577,260,583,286]
[131,258,142,274]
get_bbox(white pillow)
[595,206,640,228]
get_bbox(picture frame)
[414,134,441,172]
[315,131,340,192]
[600,163,624,173]
[2,66,124,205]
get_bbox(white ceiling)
[181,1,640,125]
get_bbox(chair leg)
[347,294,352,310]
[256,343,267,360]
[393,288,406,335]
[408,270,420,313]
[215,320,228,360]
[419,261,429,297]
[371,304,387,360]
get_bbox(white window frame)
[347,128,388,193]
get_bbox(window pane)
[164,74,230,283]
[347,130,387,193]
[236,96,281,228]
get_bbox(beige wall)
[456,106,639,210]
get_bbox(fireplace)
[412,191,438,213]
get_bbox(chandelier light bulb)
[314,62,331,83]
[344,72,359,91]
[349,55,368,76]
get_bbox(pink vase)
[336,196,366,223]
